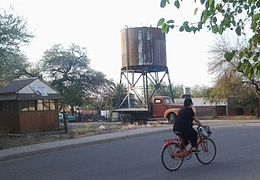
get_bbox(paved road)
[0,121,260,180]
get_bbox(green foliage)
[160,0,169,8]
[174,0,180,9]
[88,82,127,111]
[208,73,258,109]
[224,51,236,62]
[0,52,29,87]
[213,73,242,99]
[158,0,260,81]
[208,35,260,99]
[109,83,128,108]
[0,12,33,52]
[171,84,184,98]
[40,44,110,112]
[0,11,33,86]
[191,85,210,98]
[148,82,183,99]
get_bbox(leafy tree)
[210,72,242,101]
[171,84,184,98]
[208,34,260,98]
[106,83,136,109]
[107,83,128,108]
[208,35,259,117]
[40,44,109,113]
[208,72,259,116]
[191,85,210,98]
[0,52,30,86]
[0,11,33,53]
[158,0,260,91]
[87,81,121,111]
[148,82,171,97]
[209,72,257,103]
[148,82,183,99]
[0,11,33,86]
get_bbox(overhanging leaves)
[224,51,236,62]
[174,0,180,9]
[158,0,260,97]
[160,0,169,8]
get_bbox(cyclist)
[173,98,203,153]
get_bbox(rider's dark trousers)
[182,128,198,147]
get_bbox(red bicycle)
[161,125,216,171]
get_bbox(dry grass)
[0,121,167,150]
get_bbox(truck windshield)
[165,98,173,104]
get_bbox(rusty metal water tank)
[121,26,167,71]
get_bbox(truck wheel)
[119,114,131,124]
[125,114,135,124]
[138,119,148,125]
[167,113,177,124]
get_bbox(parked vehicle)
[113,96,183,124]
[59,113,76,123]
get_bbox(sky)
[1,0,217,88]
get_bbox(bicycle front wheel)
[161,142,184,171]
[196,137,216,164]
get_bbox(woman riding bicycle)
[173,98,203,153]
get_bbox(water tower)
[118,26,174,110]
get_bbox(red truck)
[113,96,183,124]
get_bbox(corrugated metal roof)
[0,77,37,94]
[0,77,63,100]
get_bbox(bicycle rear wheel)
[196,137,216,164]
[161,142,184,171]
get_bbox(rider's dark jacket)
[173,106,195,131]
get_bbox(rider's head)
[184,98,193,107]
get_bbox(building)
[0,77,63,133]
[174,98,227,117]
[175,97,258,117]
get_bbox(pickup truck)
[113,96,183,124]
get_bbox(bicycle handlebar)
[197,125,211,137]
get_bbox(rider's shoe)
[191,148,200,153]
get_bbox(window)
[37,100,43,110]
[19,100,56,111]
[37,100,56,110]
[50,100,56,110]
[28,101,36,111]
[20,101,29,111]
[20,101,36,111]
[43,100,50,110]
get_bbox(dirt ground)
[0,121,168,150]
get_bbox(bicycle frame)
[162,130,208,158]
[197,135,208,152]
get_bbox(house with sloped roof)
[0,77,63,133]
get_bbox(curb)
[0,127,170,161]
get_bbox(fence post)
[63,112,68,133]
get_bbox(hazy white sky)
[1,0,217,87]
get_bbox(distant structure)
[118,26,174,110]
[181,87,192,98]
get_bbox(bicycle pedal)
[185,154,192,160]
